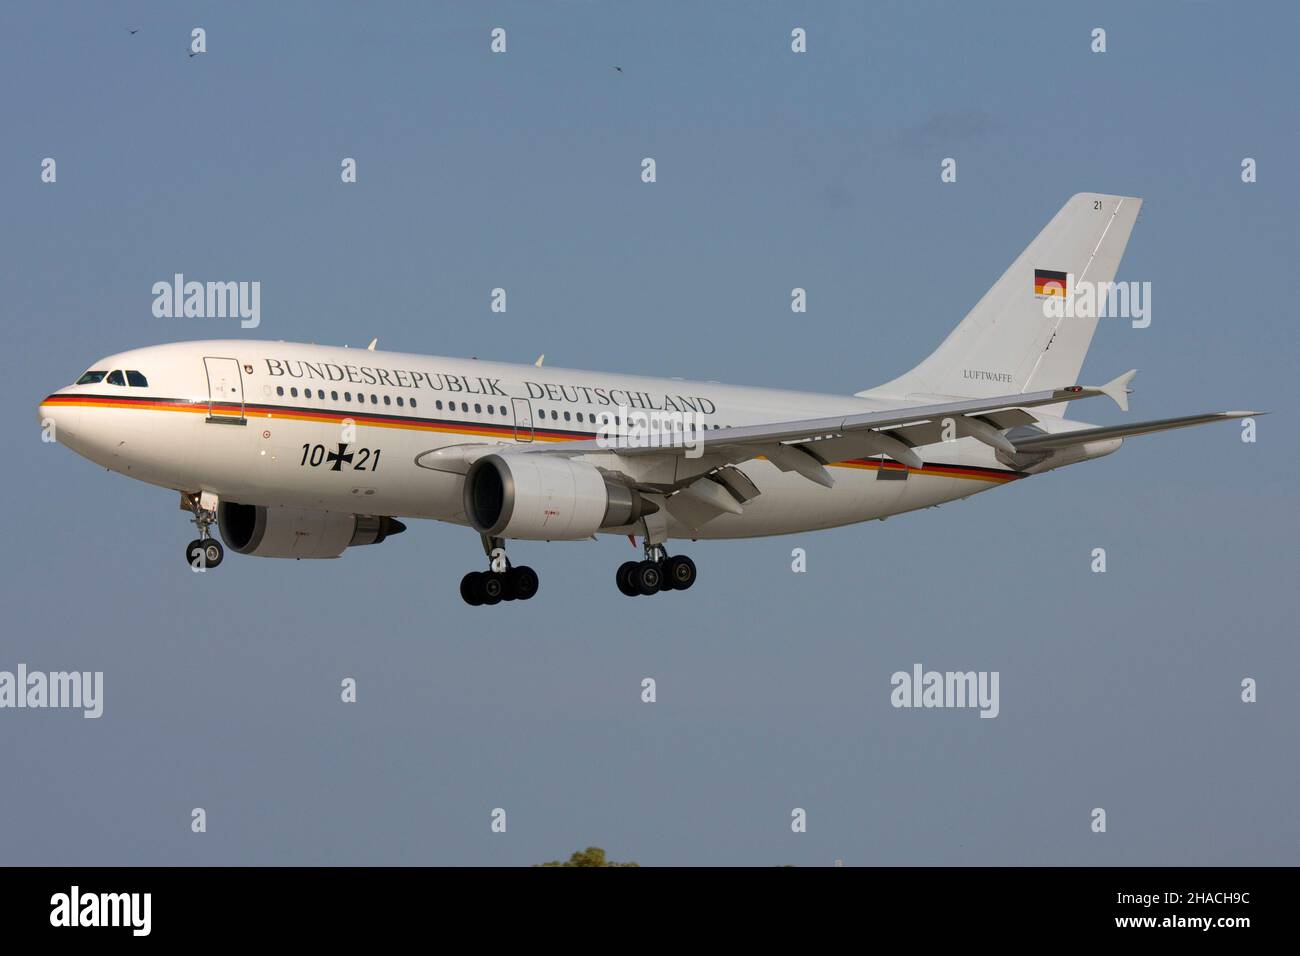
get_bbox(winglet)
[367,338,378,351]
[534,354,545,367]
[1100,369,1138,411]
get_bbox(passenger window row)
[431,401,509,416]
[276,385,421,409]
[274,388,517,418]
[268,386,736,430]
[535,408,726,430]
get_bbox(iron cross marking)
[326,443,354,471]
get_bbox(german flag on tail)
[1034,268,1068,297]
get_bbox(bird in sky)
[126,28,139,35]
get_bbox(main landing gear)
[616,543,696,597]
[182,492,224,570]
[460,535,539,606]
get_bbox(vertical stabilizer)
[859,193,1142,412]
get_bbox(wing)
[415,373,1136,474]
[416,372,1137,485]
[413,370,1252,531]
[512,371,1139,472]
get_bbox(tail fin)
[860,193,1142,410]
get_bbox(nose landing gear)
[182,492,224,570]
[616,543,696,597]
[460,535,540,606]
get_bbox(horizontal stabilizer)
[1012,411,1261,451]
[1101,369,1138,411]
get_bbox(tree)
[537,847,639,867]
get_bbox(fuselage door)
[203,357,246,424]
[511,397,534,442]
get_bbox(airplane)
[37,193,1255,606]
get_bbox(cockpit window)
[106,370,126,386]
[76,370,107,385]
[126,370,148,387]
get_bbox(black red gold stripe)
[41,393,1024,484]
[1033,267,1068,296]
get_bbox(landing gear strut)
[182,492,224,570]
[616,541,696,597]
[460,535,540,606]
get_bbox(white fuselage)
[39,340,1108,541]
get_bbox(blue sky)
[1,1,1296,865]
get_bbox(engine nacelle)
[463,454,654,540]
[218,503,405,559]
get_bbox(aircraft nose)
[37,392,81,443]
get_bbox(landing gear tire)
[186,538,223,570]
[617,552,696,596]
[664,554,696,591]
[182,493,222,569]
[616,561,641,597]
[460,571,485,607]
[507,565,540,601]
[634,559,663,596]
[463,535,541,606]
[480,573,504,605]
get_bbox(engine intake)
[218,502,405,559]
[464,454,655,540]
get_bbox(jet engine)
[463,454,655,540]
[217,502,406,559]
